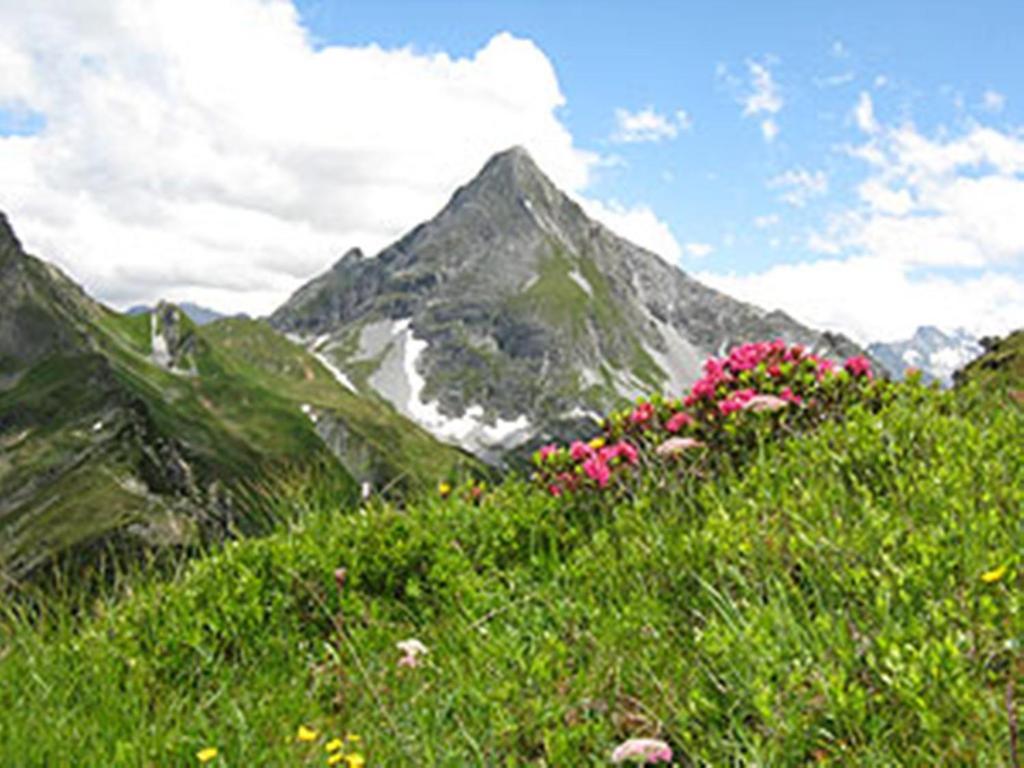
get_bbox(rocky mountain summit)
[272,147,868,461]
[868,326,982,386]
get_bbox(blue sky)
[296,0,1023,274]
[1,1,1022,341]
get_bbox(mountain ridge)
[272,146,872,461]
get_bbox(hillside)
[1,351,1019,765]
[272,147,871,462]
[0,213,473,582]
[954,328,1024,393]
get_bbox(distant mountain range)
[126,302,233,326]
[868,326,982,386]
[272,146,871,462]
[0,213,471,581]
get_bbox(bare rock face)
[272,147,870,462]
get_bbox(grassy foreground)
[0,382,1021,765]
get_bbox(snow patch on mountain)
[868,326,981,386]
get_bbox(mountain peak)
[467,145,552,199]
[0,211,23,257]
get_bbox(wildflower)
[196,746,218,763]
[548,483,563,497]
[981,564,1008,583]
[345,754,366,768]
[629,401,655,425]
[297,725,318,742]
[326,738,344,752]
[844,355,873,378]
[537,443,559,462]
[334,567,347,592]
[741,393,789,412]
[346,734,361,742]
[438,482,452,498]
[582,456,611,488]
[327,755,344,766]
[570,440,594,461]
[664,411,693,433]
[615,441,639,465]
[655,437,704,458]
[779,387,803,405]
[611,737,673,764]
[397,638,429,668]
[589,436,607,449]
[718,388,756,415]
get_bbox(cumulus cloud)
[768,168,829,207]
[611,107,691,143]
[744,59,783,142]
[683,242,714,259]
[580,198,682,261]
[853,91,878,134]
[700,256,1024,343]
[0,0,664,315]
[981,89,1006,113]
[703,114,1024,342]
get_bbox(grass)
[0,380,1020,765]
[956,329,1024,394]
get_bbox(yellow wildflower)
[981,564,1008,583]
[588,437,605,449]
[327,754,344,766]
[326,738,344,752]
[345,753,366,768]
[438,482,452,497]
[297,725,318,742]
[196,747,218,763]
[346,733,361,742]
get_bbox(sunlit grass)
[0,382,1020,764]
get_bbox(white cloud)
[700,256,1024,343]
[768,168,828,207]
[0,1,612,314]
[612,107,691,143]
[727,58,783,143]
[580,198,682,262]
[853,91,878,134]
[814,72,855,89]
[981,89,1006,113]
[744,60,783,117]
[754,214,780,229]
[683,242,714,259]
[703,115,1024,342]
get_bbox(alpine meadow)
[1,2,1022,766]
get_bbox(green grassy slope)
[1,382,1019,765]
[201,317,476,490]
[1,297,476,581]
[955,329,1024,394]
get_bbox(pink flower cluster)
[537,438,639,495]
[533,340,876,497]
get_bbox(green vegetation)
[1,378,1020,765]
[1,304,475,581]
[955,329,1024,394]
